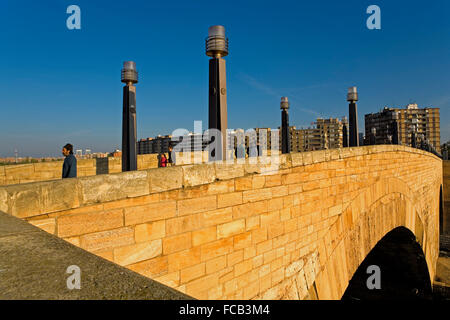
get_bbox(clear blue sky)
[0,0,449,157]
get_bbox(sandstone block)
[166,213,203,235]
[177,195,216,216]
[227,250,244,267]
[217,219,245,239]
[0,187,8,212]
[243,188,272,203]
[57,209,124,237]
[28,217,56,234]
[147,166,183,193]
[127,255,168,278]
[233,231,252,249]
[4,164,34,180]
[163,232,192,254]
[192,226,217,246]
[154,271,180,288]
[234,259,253,277]
[206,255,227,274]
[185,274,219,296]
[214,163,244,180]
[80,227,134,252]
[217,192,242,208]
[232,200,268,219]
[124,200,176,226]
[235,176,253,191]
[135,220,166,242]
[79,170,149,205]
[182,164,216,187]
[168,247,202,272]
[180,263,206,284]
[200,238,233,261]
[114,239,162,266]
[3,183,43,218]
[202,207,233,227]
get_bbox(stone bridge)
[0,145,443,299]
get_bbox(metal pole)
[121,61,138,171]
[347,87,359,147]
[280,97,291,154]
[206,26,228,161]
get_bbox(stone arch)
[314,177,428,300]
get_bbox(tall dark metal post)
[347,86,359,147]
[280,97,291,154]
[121,61,138,171]
[342,116,348,147]
[206,26,228,161]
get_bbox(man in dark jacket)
[168,145,176,166]
[62,143,77,178]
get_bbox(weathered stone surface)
[57,209,124,237]
[114,240,163,266]
[0,188,8,213]
[80,227,135,252]
[291,153,303,167]
[28,217,56,234]
[147,166,183,193]
[214,163,244,180]
[79,170,149,205]
[182,164,216,187]
[33,162,62,172]
[135,220,166,242]
[285,259,304,278]
[4,164,34,180]
[0,211,191,300]
[124,200,176,226]
[40,179,80,214]
[4,183,43,218]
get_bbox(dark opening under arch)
[342,227,432,300]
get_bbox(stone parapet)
[0,152,205,186]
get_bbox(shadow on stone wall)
[95,158,109,175]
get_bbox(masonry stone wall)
[443,161,450,234]
[0,152,209,186]
[0,145,442,300]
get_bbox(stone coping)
[0,145,441,220]
[0,210,192,300]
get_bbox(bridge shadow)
[95,158,109,175]
[341,226,432,300]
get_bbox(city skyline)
[1,0,449,157]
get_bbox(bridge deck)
[0,211,192,299]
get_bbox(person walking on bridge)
[62,143,77,178]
